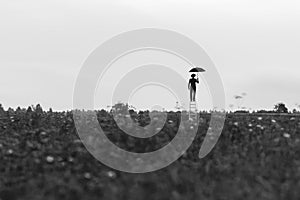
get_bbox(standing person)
[188,74,199,102]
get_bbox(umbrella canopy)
[189,67,205,72]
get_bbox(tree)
[293,108,298,113]
[0,104,4,114]
[274,103,288,113]
[111,102,130,114]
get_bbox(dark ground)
[0,108,300,200]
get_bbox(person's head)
[191,74,196,78]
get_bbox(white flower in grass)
[68,157,74,163]
[84,172,92,179]
[7,149,13,154]
[46,156,54,163]
[256,125,264,130]
[233,122,239,126]
[40,131,47,136]
[258,117,263,120]
[283,133,291,138]
[271,119,276,123]
[107,171,116,178]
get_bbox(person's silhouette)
[188,74,199,102]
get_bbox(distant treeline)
[0,102,299,115]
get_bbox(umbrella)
[189,67,205,72]
[189,67,205,79]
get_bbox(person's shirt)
[189,78,199,90]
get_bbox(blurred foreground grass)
[0,108,299,200]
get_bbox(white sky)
[1,0,300,111]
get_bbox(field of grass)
[0,107,300,200]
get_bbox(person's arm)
[188,79,191,90]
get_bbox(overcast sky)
[1,0,300,111]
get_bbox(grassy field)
[0,108,300,200]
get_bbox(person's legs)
[193,89,196,101]
[192,89,196,101]
[190,88,196,102]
